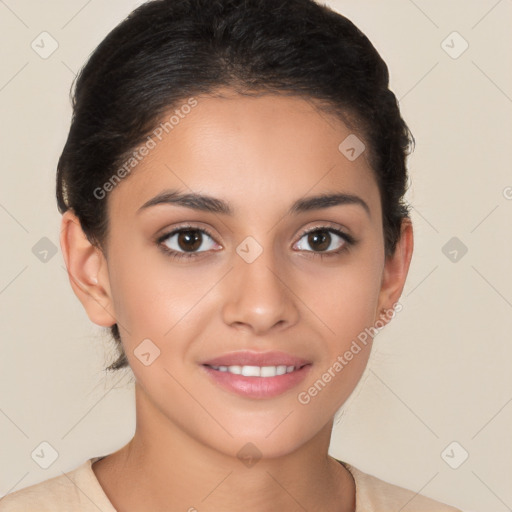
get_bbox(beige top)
[0,456,463,511]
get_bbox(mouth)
[200,356,313,399]
[203,363,309,377]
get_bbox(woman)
[0,0,463,510]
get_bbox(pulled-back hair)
[56,0,414,372]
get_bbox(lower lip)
[201,364,312,399]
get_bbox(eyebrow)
[137,189,371,218]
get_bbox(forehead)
[108,92,379,221]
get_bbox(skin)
[60,90,413,512]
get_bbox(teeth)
[209,365,299,377]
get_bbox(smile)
[201,363,312,399]
[206,364,304,377]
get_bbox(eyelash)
[156,223,356,262]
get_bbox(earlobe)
[60,210,117,328]
[375,217,414,325]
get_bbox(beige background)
[0,1,511,511]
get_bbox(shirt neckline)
[85,456,118,511]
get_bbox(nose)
[221,246,300,335]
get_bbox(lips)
[201,350,311,368]
[201,359,313,399]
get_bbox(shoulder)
[341,461,464,512]
[0,466,83,512]
[0,457,115,512]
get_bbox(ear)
[375,217,414,325]
[59,209,117,327]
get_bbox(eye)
[157,225,220,260]
[293,226,355,257]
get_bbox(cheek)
[300,245,383,389]
[108,245,215,349]
[106,244,168,336]
[295,264,380,419]
[303,250,383,339]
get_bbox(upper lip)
[201,351,312,368]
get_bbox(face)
[63,90,412,460]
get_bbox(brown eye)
[307,230,331,252]
[176,230,203,252]
[160,228,218,254]
[295,228,348,253]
